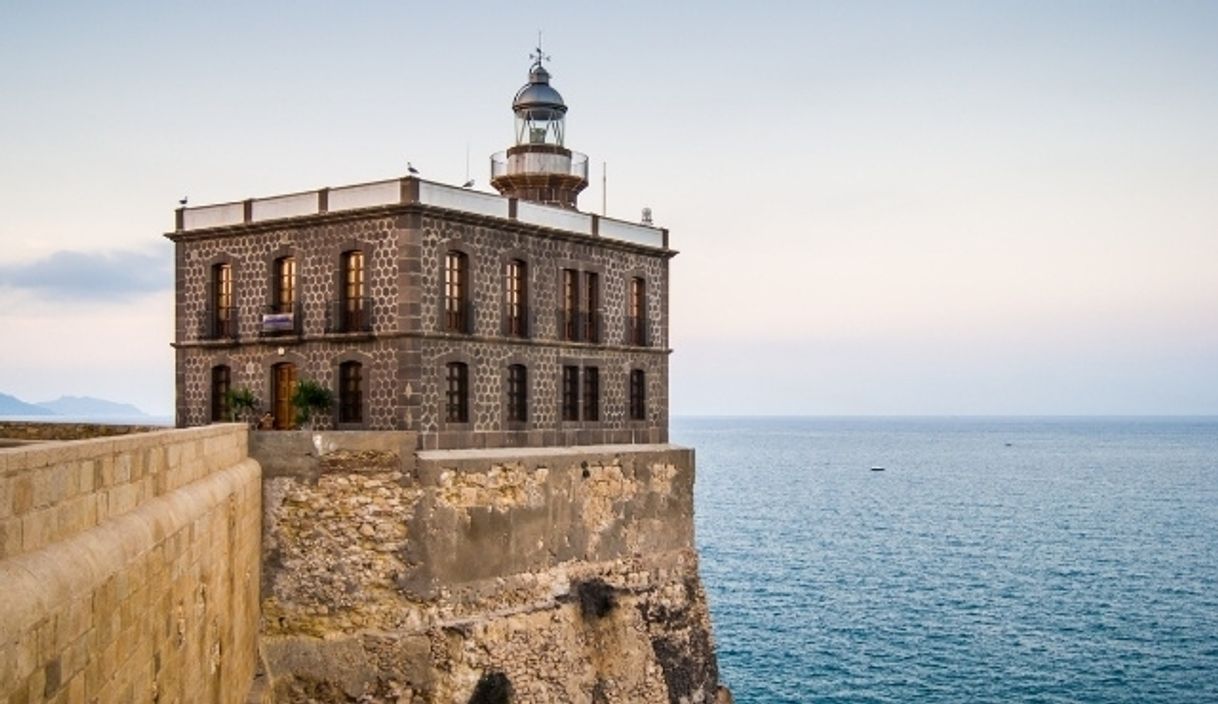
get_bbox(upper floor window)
[628,277,646,346]
[505,259,528,338]
[445,251,470,333]
[582,366,600,421]
[584,272,600,343]
[338,250,368,332]
[339,361,363,424]
[561,365,580,421]
[561,268,580,341]
[507,364,527,422]
[629,369,646,421]
[210,365,231,422]
[209,263,236,339]
[560,269,600,343]
[445,361,469,423]
[273,256,297,313]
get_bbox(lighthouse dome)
[512,64,567,121]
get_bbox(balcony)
[444,300,475,335]
[326,298,374,334]
[490,149,589,181]
[201,306,238,341]
[626,316,649,347]
[558,310,601,344]
[503,305,532,339]
[259,302,302,337]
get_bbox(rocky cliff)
[252,433,728,703]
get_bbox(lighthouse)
[490,47,589,209]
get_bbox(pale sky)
[1,1,1216,417]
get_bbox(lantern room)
[513,62,567,146]
[490,47,589,210]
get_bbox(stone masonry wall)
[253,433,726,703]
[0,425,261,703]
[172,204,671,448]
[173,212,409,429]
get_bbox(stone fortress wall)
[0,424,261,704]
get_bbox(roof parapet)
[173,177,666,249]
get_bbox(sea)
[672,416,1218,703]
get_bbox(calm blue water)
[673,417,1218,703]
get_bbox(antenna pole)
[602,161,607,216]
[465,142,470,181]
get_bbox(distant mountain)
[0,392,55,416]
[35,396,147,418]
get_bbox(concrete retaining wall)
[0,424,261,703]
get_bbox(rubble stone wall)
[254,433,724,703]
[0,425,261,704]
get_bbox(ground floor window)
[339,361,363,423]
[582,366,599,421]
[446,362,469,423]
[629,369,646,421]
[210,365,231,422]
[507,364,528,422]
[562,365,580,421]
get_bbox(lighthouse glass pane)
[515,116,565,147]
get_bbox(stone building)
[169,54,673,450]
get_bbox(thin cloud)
[0,249,171,300]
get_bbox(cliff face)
[252,433,727,703]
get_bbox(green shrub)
[225,387,258,423]
[291,378,333,429]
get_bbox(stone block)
[20,507,53,553]
[95,455,115,490]
[30,468,54,512]
[0,517,20,560]
[0,477,11,519]
[66,674,84,704]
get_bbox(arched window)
[582,366,600,421]
[559,268,600,342]
[584,272,600,343]
[339,361,363,423]
[561,268,580,341]
[273,256,296,314]
[562,365,579,421]
[505,259,528,337]
[445,361,469,423]
[340,250,367,332]
[210,365,231,422]
[629,277,646,346]
[210,262,235,339]
[445,251,470,333]
[507,364,527,422]
[629,369,646,421]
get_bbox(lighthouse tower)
[490,47,589,209]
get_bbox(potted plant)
[224,387,258,426]
[291,378,334,430]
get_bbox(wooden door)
[272,363,297,430]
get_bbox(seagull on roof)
[179,196,188,206]
[407,162,419,175]
[462,179,474,188]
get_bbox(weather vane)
[530,30,550,68]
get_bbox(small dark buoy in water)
[870,466,885,472]
[1005,442,1013,447]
